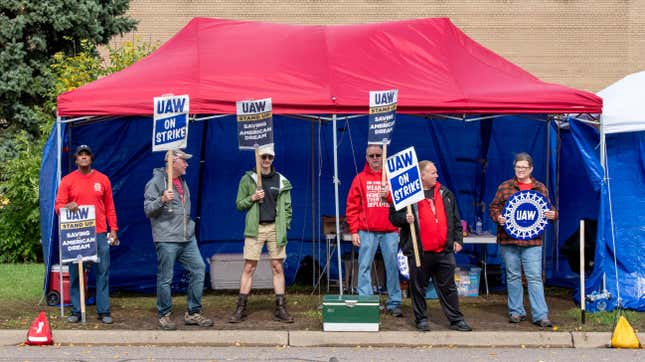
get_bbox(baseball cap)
[74,145,94,158]
[167,149,193,161]
[258,145,275,156]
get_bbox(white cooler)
[209,253,274,290]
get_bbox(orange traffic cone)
[25,311,53,345]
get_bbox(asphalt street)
[0,346,643,361]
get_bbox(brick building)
[113,0,645,92]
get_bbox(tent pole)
[555,122,561,272]
[332,114,344,295]
[599,116,607,294]
[580,219,586,324]
[56,115,64,318]
[544,118,551,275]
[311,119,316,289]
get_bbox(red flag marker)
[25,311,53,346]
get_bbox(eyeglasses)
[515,166,530,170]
[367,154,382,159]
[261,154,274,160]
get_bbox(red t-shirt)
[518,182,533,191]
[417,198,448,252]
[54,169,118,234]
[172,178,185,203]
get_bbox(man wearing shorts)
[229,145,294,323]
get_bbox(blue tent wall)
[41,114,558,293]
[562,120,644,311]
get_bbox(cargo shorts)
[243,223,286,260]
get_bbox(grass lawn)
[0,263,642,333]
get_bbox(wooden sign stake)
[407,205,421,267]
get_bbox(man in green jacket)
[229,145,294,323]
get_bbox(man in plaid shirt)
[489,153,557,328]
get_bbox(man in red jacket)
[55,145,119,324]
[345,145,402,317]
[389,161,471,332]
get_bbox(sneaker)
[509,314,528,323]
[158,313,177,330]
[388,306,403,318]
[533,319,553,328]
[450,320,473,332]
[415,319,431,332]
[67,314,80,323]
[184,312,214,327]
[100,315,113,324]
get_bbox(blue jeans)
[357,231,402,309]
[500,244,549,322]
[69,233,110,316]
[155,239,206,317]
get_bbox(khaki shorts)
[244,223,286,260]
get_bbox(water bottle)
[475,217,483,234]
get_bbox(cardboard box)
[209,253,273,290]
[322,294,380,331]
[425,267,481,299]
[322,215,348,235]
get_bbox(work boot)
[274,294,294,323]
[229,294,248,323]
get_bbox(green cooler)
[322,295,380,331]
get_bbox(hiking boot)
[184,312,214,327]
[509,314,527,323]
[229,294,248,323]
[388,306,403,317]
[158,313,176,330]
[67,314,80,323]
[274,295,294,323]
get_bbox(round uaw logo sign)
[502,190,550,240]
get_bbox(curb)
[0,330,288,347]
[2,330,643,348]
[289,331,573,348]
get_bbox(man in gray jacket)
[144,149,213,330]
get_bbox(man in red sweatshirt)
[345,145,402,317]
[55,145,119,324]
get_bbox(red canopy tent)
[57,17,601,116]
[45,18,603,297]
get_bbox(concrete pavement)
[1,329,643,348]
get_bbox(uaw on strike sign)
[236,98,274,149]
[59,205,97,264]
[385,146,424,211]
[502,190,551,240]
[153,95,189,152]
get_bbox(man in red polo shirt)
[389,160,471,332]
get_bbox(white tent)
[598,71,645,134]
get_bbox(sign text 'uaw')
[385,146,424,211]
[502,190,551,240]
[236,98,274,150]
[152,95,190,152]
[59,205,97,264]
[368,89,398,145]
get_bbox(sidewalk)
[1,329,642,348]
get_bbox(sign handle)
[381,143,388,185]
[255,147,263,203]
[78,259,86,324]
[166,150,173,212]
[407,205,421,267]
